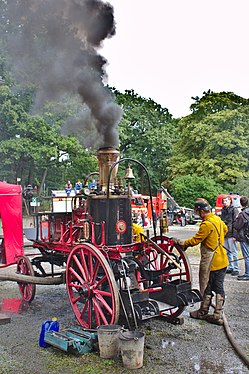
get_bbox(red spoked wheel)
[66,243,120,328]
[16,255,36,303]
[137,235,192,318]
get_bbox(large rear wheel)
[66,243,120,328]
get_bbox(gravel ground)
[0,224,249,374]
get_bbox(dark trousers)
[205,267,226,297]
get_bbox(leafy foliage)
[169,91,249,188]
[113,88,177,193]
[169,175,222,208]
[233,178,249,198]
[0,84,98,188]
[190,90,249,117]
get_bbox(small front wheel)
[16,255,36,302]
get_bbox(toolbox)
[44,327,98,355]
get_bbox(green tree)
[190,90,249,117]
[233,178,249,198]
[113,89,177,193]
[169,175,222,208]
[0,84,97,188]
[169,91,249,186]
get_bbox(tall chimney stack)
[96,148,120,193]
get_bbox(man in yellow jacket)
[174,198,228,325]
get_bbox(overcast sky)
[101,0,249,118]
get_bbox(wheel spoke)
[93,301,101,326]
[68,283,82,289]
[88,299,92,327]
[79,250,90,281]
[80,299,90,319]
[95,274,107,288]
[88,252,94,279]
[92,260,100,283]
[68,266,85,284]
[95,293,113,315]
[73,253,88,281]
[95,290,112,297]
[71,294,81,304]
[160,256,168,269]
[92,298,108,325]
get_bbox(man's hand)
[172,237,187,250]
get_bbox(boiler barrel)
[88,196,132,246]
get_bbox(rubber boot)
[206,294,224,325]
[190,294,212,320]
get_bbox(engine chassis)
[20,207,201,329]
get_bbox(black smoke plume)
[4,0,122,148]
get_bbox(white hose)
[0,272,64,285]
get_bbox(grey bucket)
[119,330,145,369]
[97,324,122,359]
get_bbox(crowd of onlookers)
[64,179,97,196]
[220,195,249,281]
[64,179,82,196]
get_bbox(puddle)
[190,355,245,373]
[0,298,30,314]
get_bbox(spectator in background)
[65,180,72,196]
[74,179,82,194]
[180,207,186,226]
[141,211,149,228]
[89,179,97,191]
[233,196,249,281]
[220,195,239,276]
[167,205,174,226]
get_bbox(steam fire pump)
[12,147,201,329]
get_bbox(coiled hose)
[223,311,249,368]
[210,302,249,369]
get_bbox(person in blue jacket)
[74,179,82,194]
[65,180,72,196]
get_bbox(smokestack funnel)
[97,147,120,193]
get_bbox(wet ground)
[0,224,249,373]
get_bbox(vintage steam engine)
[15,147,201,329]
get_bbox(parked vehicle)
[185,208,200,225]
[169,207,200,226]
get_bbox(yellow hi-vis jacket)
[184,213,229,271]
[132,223,144,242]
